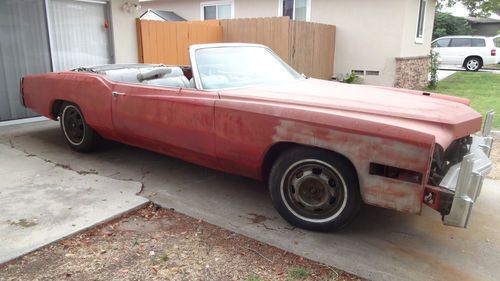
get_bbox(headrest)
[137,67,172,82]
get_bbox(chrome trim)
[441,112,495,228]
[482,110,495,137]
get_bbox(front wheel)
[268,147,361,231]
[60,102,99,152]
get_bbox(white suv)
[431,36,499,71]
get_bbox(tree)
[439,0,500,17]
[432,12,475,39]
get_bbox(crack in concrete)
[8,137,99,176]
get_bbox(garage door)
[0,0,51,121]
[0,0,112,122]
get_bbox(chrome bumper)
[440,111,495,228]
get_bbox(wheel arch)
[261,142,359,184]
[463,55,483,67]
[51,99,66,119]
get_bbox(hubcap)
[467,59,479,70]
[282,161,346,221]
[63,106,84,144]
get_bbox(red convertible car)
[21,43,494,231]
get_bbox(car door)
[111,82,218,167]
[432,38,452,64]
[448,38,471,65]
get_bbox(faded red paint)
[22,72,483,214]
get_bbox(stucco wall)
[140,0,278,20]
[140,0,200,20]
[399,0,436,57]
[311,0,407,86]
[471,23,500,37]
[110,0,140,63]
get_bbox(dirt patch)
[0,203,363,281]
[488,135,499,180]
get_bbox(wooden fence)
[136,20,221,66]
[136,17,336,80]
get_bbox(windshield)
[194,46,302,90]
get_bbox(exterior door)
[447,38,471,65]
[111,84,218,167]
[432,38,451,65]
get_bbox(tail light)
[492,49,497,56]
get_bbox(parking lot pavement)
[0,140,148,264]
[1,121,499,281]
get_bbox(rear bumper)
[439,111,494,228]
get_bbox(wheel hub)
[283,161,345,220]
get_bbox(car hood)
[221,78,482,148]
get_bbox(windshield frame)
[189,43,303,91]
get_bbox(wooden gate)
[136,17,336,80]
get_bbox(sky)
[442,2,500,19]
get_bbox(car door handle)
[112,91,126,97]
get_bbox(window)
[432,38,451,48]
[279,0,310,21]
[450,38,471,47]
[494,37,500,47]
[415,0,427,43]
[200,1,233,20]
[471,38,486,47]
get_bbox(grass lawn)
[425,72,500,129]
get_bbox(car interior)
[78,64,195,89]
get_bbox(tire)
[268,147,361,231]
[60,102,99,152]
[464,57,481,71]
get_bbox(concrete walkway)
[436,70,456,81]
[1,121,499,281]
[0,143,148,264]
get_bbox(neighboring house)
[0,0,141,122]
[140,9,186,21]
[466,17,500,37]
[139,0,437,88]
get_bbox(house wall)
[140,0,278,20]
[110,0,140,63]
[399,0,436,57]
[395,0,436,89]
[311,0,406,86]
[471,23,500,37]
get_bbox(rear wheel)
[464,57,481,71]
[268,147,361,231]
[60,102,99,152]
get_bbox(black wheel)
[60,102,99,152]
[268,147,361,231]
[464,57,481,71]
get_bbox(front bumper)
[439,110,495,228]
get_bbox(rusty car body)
[20,43,494,231]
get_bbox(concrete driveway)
[1,121,499,281]
[0,125,148,264]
